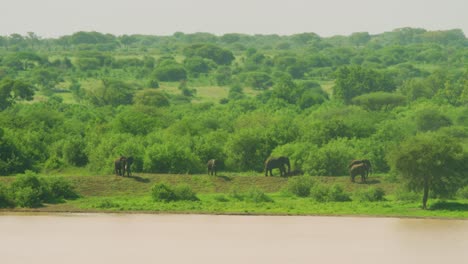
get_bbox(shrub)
[244,187,273,203]
[354,187,386,202]
[328,184,352,202]
[287,176,315,197]
[10,173,47,206]
[213,194,229,202]
[96,199,120,209]
[456,186,468,199]
[151,183,177,202]
[173,184,199,201]
[45,177,79,202]
[0,183,13,208]
[310,184,329,202]
[310,184,351,202]
[14,187,42,208]
[229,186,245,201]
[394,187,420,202]
[151,182,199,202]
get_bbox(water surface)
[1,213,467,264]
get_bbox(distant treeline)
[0,28,467,181]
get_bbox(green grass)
[1,173,468,218]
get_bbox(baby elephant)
[207,159,217,176]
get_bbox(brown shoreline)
[1,208,467,221]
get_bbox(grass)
[1,173,468,218]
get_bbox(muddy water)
[1,214,468,264]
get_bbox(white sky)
[1,0,467,38]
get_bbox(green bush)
[310,184,351,202]
[96,199,120,209]
[45,177,79,202]
[8,173,79,207]
[328,184,352,202]
[14,187,42,208]
[10,173,47,207]
[213,194,229,202]
[173,184,199,201]
[287,176,315,197]
[310,184,329,202]
[456,186,468,199]
[0,183,13,208]
[229,186,245,201]
[354,187,386,202]
[244,187,273,203]
[394,187,420,202]
[151,183,177,202]
[151,182,199,202]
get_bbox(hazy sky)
[1,0,467,38]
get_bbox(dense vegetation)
[0,28,467,212]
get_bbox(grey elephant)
[348,159,372,178]
[124,156,134,177]
[349,163,368,183]
[207,159,217,176]
[114,156,126,176]
[265,156,290,177]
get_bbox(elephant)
[124,156,134,177]
[114,156,126,176]
[349,163,368,183]
[207,159,217,176]
[265,156,290,177]
[114,156,133,177]
[348,159,372,178]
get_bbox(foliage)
[333,65,396,103]
[351,92,406,111]
[0,78,34,110]
[0,183,12,208]
[353,187,386,202]
[387,132,467,208]
[287,176,315,197]
[153,64,187,81]
[6,172,79,207]
[310,183,351,202]
[151,182,199,202]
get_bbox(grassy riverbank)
[1,173,468,219]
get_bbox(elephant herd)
[115,155,372,183]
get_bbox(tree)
[387,132,467,209]
[153,64,187,82]
[349,32,371,46]
[333,65,396,103]
[84,79,134,106]
[351,92,406,111]
[0,78,34,110]
[133,89,170,107]
[414,107,452,132]
[183,44,235,65]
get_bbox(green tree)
[414,107,452,132]
[84,79,134,106]
[153,64,187,82]
[333,65,395,103]
[387,132,467,209]
[351,92,406,111]
[184,44,235,65]
[0,78,34,110]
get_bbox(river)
[1,213,467,264]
